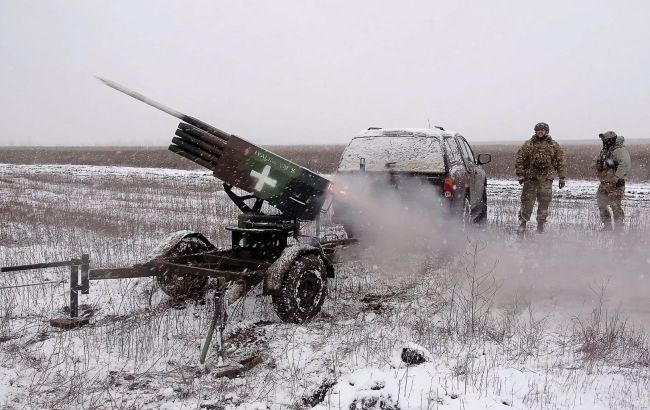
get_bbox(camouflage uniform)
[515,131,566,231]
[592,131,631,230]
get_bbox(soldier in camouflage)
[592,131,631,231]
[515,122,567,234]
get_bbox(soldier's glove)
[609,175,620,185]
[518,179,525,185]
[558,179,565,189]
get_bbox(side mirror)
[476,153,491,165]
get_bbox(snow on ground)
[1,164,649,409]
[0,163,213,180]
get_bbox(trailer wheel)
[157,270,209,300]
[272,254,328,323]
[156,234,211,300]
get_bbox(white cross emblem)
[250,165,277,192]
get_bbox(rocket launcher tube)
[177,123,227,150]
[173,130,223,158]
[171,137,221,166]
[181,116,231,142]
[168,145,217,171]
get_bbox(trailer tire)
[157,270,209,301]
[272,253,327,323]
[155,233,212,300]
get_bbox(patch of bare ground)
[0,145,345,175]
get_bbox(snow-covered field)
[1,164,649,409]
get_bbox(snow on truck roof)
[358,127,456,138]
[336,128,453,173]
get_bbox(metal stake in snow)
[200,278,228,365]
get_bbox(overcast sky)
[1,1,648,146]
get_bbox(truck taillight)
[443,177,456,198]
[328,182,348,197]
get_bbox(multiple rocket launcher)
[98,78,330,221]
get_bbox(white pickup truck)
[332,127,491,237]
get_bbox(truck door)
[456,137,483,208]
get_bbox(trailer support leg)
[200,278,228,364]
[50,257,89,329]
[70,262,79,318]
[81,254,90,294]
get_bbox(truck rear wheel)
[343,224,356,239]
[460,192,472,228]
[272,253,328,323]
[475,185,488,224]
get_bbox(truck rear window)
[337,136,445,173]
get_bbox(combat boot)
[516,222,526,235]
[536,223,544,233]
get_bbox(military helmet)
[599,130,617,140]
[534,122,550,132]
